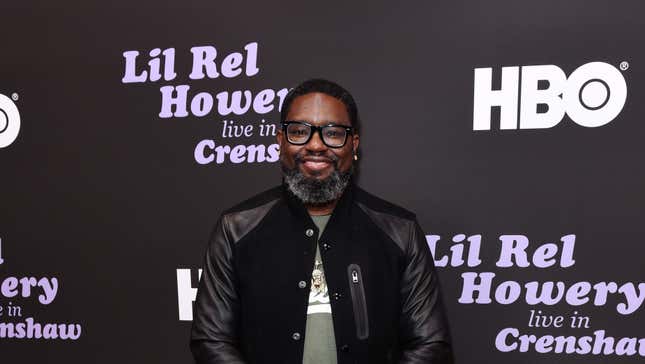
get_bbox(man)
[191,79,453,364]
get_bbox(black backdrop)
[1,1,644,363]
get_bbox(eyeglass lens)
[286,123,347,147]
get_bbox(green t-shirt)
[303,214,337,364]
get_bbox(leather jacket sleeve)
[190,215,247,364]
[398,221,454,364]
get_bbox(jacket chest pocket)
[347,263,369,340]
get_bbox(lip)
[302,160,331,171]
[300,157,333,172]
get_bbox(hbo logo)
[0,93,20,148]
[473,62,627,130]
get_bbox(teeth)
[303,161,330,169]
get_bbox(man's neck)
[306,199,338,216]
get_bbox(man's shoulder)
[353,186,416,222]
[223,185,283,216]
[353,186,420,253]
[216,186,283,244]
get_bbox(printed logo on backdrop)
[473,61,629,130]
[0,93,20,148]
[121,42,288,165]
[427,233,645,357]
[0,237,82,340]
[176,268,201,321]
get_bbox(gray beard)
[282,159,352,206]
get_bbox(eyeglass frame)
[281,121,355,148]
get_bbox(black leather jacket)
[191,184,453,364]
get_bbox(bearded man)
[191,79,454,364]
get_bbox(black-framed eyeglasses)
[282,121,354,148]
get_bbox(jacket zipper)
[347,263,369,340]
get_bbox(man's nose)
[305,129,327,152]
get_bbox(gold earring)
[353,152,358,161]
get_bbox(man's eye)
[291,129,308,136]
[324,128,345,139]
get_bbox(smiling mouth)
[303,160,331,170]
[297,155,336,172]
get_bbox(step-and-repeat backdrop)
[1,1,643,363]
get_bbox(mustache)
[293,151,339,165]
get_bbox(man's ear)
[277,129,284,147]
[352,133,360,154]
